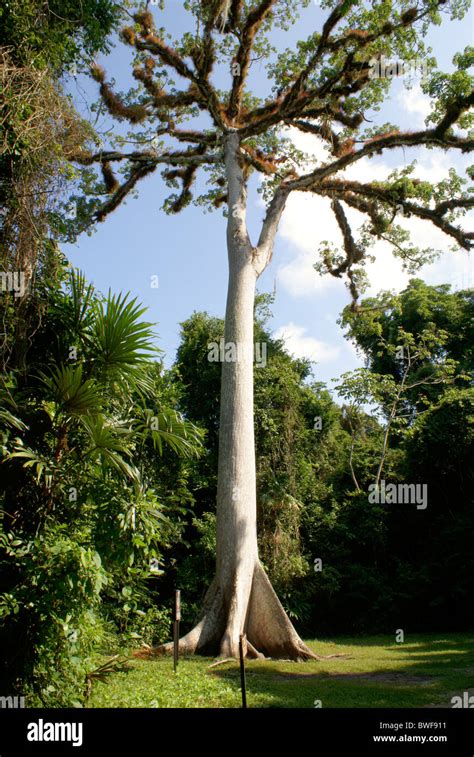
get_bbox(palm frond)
[68,268,95,336]
[89,292,159,392]
[0,407,27,432]
[0,377,28,432]
[80,415,140,482]
[39,364,101,418]
[84,655,131,699]
[136,408,204,458]
[6,443,55,485]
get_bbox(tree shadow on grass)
[325,633,474,649]
[210,635,474,708]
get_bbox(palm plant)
[0,268,204,705]
[4,268,203,497]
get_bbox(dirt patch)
[272,671,435,685]
[329,672,435,685]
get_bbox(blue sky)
[64,1,474,393]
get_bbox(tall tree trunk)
[142,133,316,661]
[216,248,259,658]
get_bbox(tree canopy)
[71,0,473,307]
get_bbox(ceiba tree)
[73,0,473,660]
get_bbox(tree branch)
[318,178,474,250]
[285,96,474,194]
[227,0,277,121]
[254,186,289,273]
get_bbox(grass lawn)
[87,633,474,709]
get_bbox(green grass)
[87,633,474,708]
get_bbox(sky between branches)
[64,1,474,388]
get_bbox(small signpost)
[173,590,181,673]
[239,634,247,709]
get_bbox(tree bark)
[141,133,316,661]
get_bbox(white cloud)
[276,127,473,298]
[273,322,340,363]
[285,127,330,163]
[364,242,410,294]
[277,252,340,296]
[396,84,432,128]
[277,191,341,295]
[423,248,474,290]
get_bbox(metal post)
[239,634,247,709]
[173,590,181,673]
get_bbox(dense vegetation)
[0,264,204,705]
[1,267,472,705]
[163,281,474,638]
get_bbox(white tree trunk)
[216,247,259,657]
[141,133,317,661]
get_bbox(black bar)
[239,634,247,709]
[2,708,473,755]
